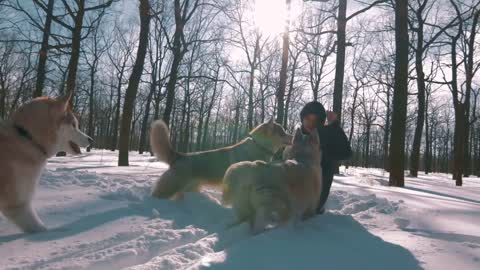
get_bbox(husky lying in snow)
[149,118,293,200]
[222,128,322,234]
[0,94,92,233]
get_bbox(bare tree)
[84,11,108,152]
[408,0,458,177]
[107,22,136,151]
[275,0,291,126]
[389,0,409,187]
[330,0,387,124]
[162,0,202,126]
[439,1,480,185]
[33,0,54,98]
[225,0,271,130]
[118,0,151,166]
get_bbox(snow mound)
[327,190,401,216]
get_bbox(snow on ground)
[0,150,479,270]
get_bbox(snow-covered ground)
[0,150,479,270]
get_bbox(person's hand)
[326,111,337,125]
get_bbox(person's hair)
[300,101,326,126]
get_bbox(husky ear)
[267,117,275,127]
[56,92,72,112]
[309,129,320,145]
[293,128,303,144]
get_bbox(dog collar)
[14,124,48,156]
[248,136,276,156]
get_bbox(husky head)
[250,118,293,151]
[11,93,92,157]
[288,128,321,164]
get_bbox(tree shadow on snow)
[0,192,232,243]
[0,206,152,243]
[395,218,480,245]
[201,213,423,270]
[353,172,480,205]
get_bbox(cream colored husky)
[0,94,92,233]
[222,128,322,233]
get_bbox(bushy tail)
[221,167,237,205]
[150,120,175,165]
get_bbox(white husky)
[0,94,92,233]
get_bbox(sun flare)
[254,0,302,36]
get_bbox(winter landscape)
[1,0,480,269]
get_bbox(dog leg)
[172,192,185,201]
[251,206,268,234]
[151,170,187,199]
[285,203,303,229]
[226,218,245,229]
[302,206,316,221]
[2,204,47,233]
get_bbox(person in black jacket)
[299,101,352,214]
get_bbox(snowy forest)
[1,0,480,269]
[0,0,479,185]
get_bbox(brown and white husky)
[0,94,92,233]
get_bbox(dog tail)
[221,165,238,205]
[150,120,175,165]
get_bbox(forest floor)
[1,150,479,270]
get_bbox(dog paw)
[25,224,47,233]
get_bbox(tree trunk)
[118,0,150,166]
[196,90,207,151]
[87,64,95,152]
[462,10,479,177]
[233,103,240,143]
[453,105,466,185]
[183,94,191,152]
[111,71,123,151]
[332,0,347,124]
[212,101,221,147]
[163,51,182,126]
[389,0,409,187]
[409,18,426,177]
[424,96,430,174]
[178,89,188,151]
[365,124,371,168]
[202,67,220,149]
[448,13,465,183]
[476,127,480,177]
[65,1,85,99]
[162,0,189,126]
[284,55,298,128]
[276,0,291,125]
[348,87,359,143]
[138,81,155,154]
[33,0,54,98]
[383,86,391,171]
[247,65,255,130]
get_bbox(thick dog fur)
[222,128,322,234]
[149,118,293,199]
[0,95,92,233]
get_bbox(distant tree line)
[0,0,478,184]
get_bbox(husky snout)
[75,129,93,148]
